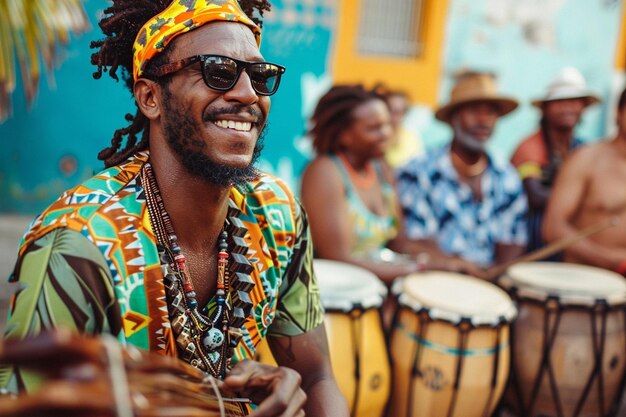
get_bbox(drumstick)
[485,216,620,281]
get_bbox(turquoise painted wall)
[0,1,126,213]
[0,0,336,213]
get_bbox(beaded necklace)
[141,163,254,379]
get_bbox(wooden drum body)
[255,259,391,417]
[315,259,391,417]
[389,272,517,417]
[500,262,626,417]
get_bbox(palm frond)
[0,0,89,123]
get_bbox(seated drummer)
[0,1,349,416]
[510,67,599,255]
[301,85,419,284]
[396,71,528,279]
[301,85,482,284]
[543,86,626,274]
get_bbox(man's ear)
[134,78,162,120]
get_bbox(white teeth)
[215,119,252,132]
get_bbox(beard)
[161,88,265,187]
[452,119,489,152]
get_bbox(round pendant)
[202,327,225,351]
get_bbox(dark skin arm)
[494,243,525,265]
[224,326,348,417]
[388,235,489,278]
[222,359,307,417]
[523,177,551,210]
[270,326,349,417]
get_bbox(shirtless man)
[543,87,626,273]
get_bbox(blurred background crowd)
[1,0,624,213]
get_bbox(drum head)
[314,259,387,311]
[394,271,516,326]
[501,262,626,305]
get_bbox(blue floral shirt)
[396,146,528,266]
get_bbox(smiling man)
[0,1,348,416]
[396,71,528,276]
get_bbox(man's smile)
[214,119,253,132]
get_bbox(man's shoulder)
[517,130,543,146]
[511,130,546,166]
[566,139,607,163]
[21,155,146,247]
[53,156,144,217]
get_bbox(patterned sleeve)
[0,228,122,392]
[494,169,529,246]
[396,161,437,240]
[268,202,324,337]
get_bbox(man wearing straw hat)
[511,67,600,254]
[0,0,348,415]
[543,87,626,274]
[396,71,528,276]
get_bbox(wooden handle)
[486,216,619,281]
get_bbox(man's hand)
[221,360,306,417]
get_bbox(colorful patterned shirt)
[1,151,324,392]
[396,146,528,266]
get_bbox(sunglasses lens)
[202,56,283,95]
[249,63,282,95]
[203,56,238,90]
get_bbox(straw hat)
[435,71,519,123]
[531,67,600,108]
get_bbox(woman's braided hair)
[90,0,271,167]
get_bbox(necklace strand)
[141,163,231,379]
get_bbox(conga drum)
[389,272,517,417]
[317,259,391,417]
[0,330,249,417]
[499,262,626,417]
[257,259,391,417]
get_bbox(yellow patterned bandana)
[132,0,261,81]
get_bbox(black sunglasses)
[148,54,286,96]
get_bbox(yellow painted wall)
[331,0,450,106]
[616,3,626,69]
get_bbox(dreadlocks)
[90,0,271,167]
[310,85,385,155]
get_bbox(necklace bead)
[142,162,242,380]
[203,328,225,350]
